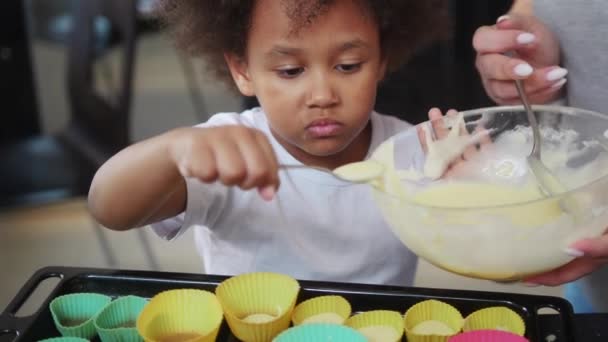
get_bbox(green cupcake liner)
[49,293,112,339]
[38,338,89,342]
[94,295,148,342]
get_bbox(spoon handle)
[279,164,355,183]
[514,79,542,158]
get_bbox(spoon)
[280,160,384,184]
[514,79,581,215]
[513,79,552,194]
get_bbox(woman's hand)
[524,230,608,286]
[170,125,280,200]
[473,14,566,105]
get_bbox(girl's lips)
[306,120,343,137]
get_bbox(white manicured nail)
[514,63,533,77]
[550,78,567,89]
[546,68,568,81]
[564,247,584,257]
[517,33,536,44]
[497,15,510,24]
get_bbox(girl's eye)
[277,67,304,78]
[336,63,362,73]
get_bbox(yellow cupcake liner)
[291,295,351,326]
[215,272,300,342]
[404,300,463,342]
[136,289,223,342]
[345,310,404,342]
[463,306,526,336]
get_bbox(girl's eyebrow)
[266,38,370,58]
[266,45,302,57]
[336,39,369,52]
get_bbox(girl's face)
[226,0,386,168]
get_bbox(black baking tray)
[1,267,576,341]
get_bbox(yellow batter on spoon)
[333,160,385,183]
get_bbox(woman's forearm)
[88,128,188,231]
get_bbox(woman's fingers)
[524,232,608,286]
[524,257,604,286]
[473,26,536,55]
[483,66,568,103]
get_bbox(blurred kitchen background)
[0,0,563,319]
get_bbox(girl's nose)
[305,72,338,108]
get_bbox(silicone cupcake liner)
[345,310,404,342]
[215,272,300,342]
[463,307,526,336]
[272,323,367,342]
[448,329,529,342]
[49,293,112,339]
[94,295,148,342]
[291,295,351,326]
[136,289,223,342]
[404,299,464,342]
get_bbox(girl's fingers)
[214,139,247,186]
[429,107,448,139]
[417,125,429,153]
[236,130,275,190]
[184,143,218,183]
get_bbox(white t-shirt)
[152,107,418,286]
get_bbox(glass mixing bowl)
[370,105,608,281]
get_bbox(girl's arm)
[88,125,280,231]
[88,128,188,231]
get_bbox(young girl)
[88,0,448,285]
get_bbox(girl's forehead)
[249,0,376,42]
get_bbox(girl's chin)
[301,142,350,158]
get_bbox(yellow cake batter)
[301,312,344,325]
[243,313,276,324]
[411,320,454,335]
[358,325,400,341]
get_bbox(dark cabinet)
[0,1,40,143]
[375,0,512,123]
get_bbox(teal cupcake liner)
[38,338,89,342]
[94,295,148,342]
[49,293,112,339]
[272,323,367,342]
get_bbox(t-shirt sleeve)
[151,177,229,240]
[149,111,258,240]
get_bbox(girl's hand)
[473,14,565,105]
[418,108,492,178]
[524,230,608,286]
[169,125,280,200]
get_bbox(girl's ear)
[224,53,255,96]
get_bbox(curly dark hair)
[155,0,450,90]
